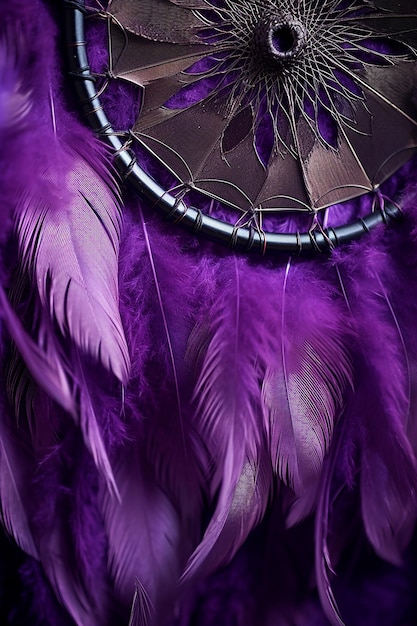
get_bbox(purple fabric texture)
[1,1,417,625]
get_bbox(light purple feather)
[182,257,273,581]
[16,137,130,384]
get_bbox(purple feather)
[262,259,353,495]
[182,256,274,581]
[0,285,74,416]
[128,579,153,626]
[75,353,119,498]
[16,135,130,385]
[335,243,417,564]
[0,407,38,560]
[0,19,32,244]
[100,440,182,624]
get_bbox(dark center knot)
[255,14,307,65]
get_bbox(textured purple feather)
[0,285,74,415]
[100,440,182,624]
[16,136,130,384]
[182,256,274,581]
[262,259,353,495]
[334,241,417,564]
[183,448,272,584]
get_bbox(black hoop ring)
[63,0,402,255]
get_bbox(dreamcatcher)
[1,1,417,626]
[65,0,417,252]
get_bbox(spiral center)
[256,15,307,64]
[271,25,297,54]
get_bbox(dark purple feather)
[335,248,417,564]
[0,409,38,560]
[100,440,182,623]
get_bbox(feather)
[182,257,273,582]
[38,521,98,626]
[285,482,320,528]
[335,253,417,565]
[311,245,417,626]
[0,23,31,170]
[16,133,130,385]
[262,260,353,495]
[137,211,206,547]
[0,29,31,134]
[0,409,38,560]
[100,440,182,623]
[4,275,119,494]
[138,208,183,429]
[357,362,417,565]
[314,419,346,626]
[0,284,74,415]
[183,448,272,584]
[74,352,119,498]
